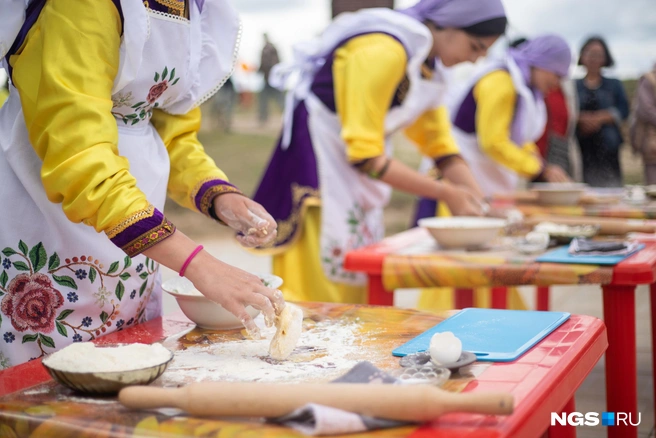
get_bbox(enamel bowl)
[418,217,507,249]
[162,274,283,330]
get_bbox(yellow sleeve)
[404,106,460,159]
[333,34,408,162]
[474,70,543,178]
[10,0,151,234]
[151,107,241,215]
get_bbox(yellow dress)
[418,71,537,311]
[274,34,460,303]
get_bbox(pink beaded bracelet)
[179,245,204,277]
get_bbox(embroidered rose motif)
[1,273,64,333]
[113,66,180,126]
[147,81,169,104]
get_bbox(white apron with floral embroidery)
[0,0,239,368]
[272,9,446,285]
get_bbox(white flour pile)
[43,342,172,372]
[162,318,363,385]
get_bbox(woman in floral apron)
[252,0,507,304]
[0,0,284,369]
[414,35,573,311]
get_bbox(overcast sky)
[235,0,654,80]
[2,0,649,86]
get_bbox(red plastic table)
[0,305,606,438]
[344,228,656,438]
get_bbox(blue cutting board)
[393,308,570,362]
[536,244,645,266]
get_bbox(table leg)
[491,287,508,309]
[368,275,394,306]
[537,286,550,311]
[603,284,637,438]
[547,397,576,438]
[651,284,656,427]
[454,289,474,309]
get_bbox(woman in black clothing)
[576,36,630,187]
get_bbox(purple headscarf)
[399,0,506,29]
[510,35,572,78]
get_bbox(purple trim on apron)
[309,32,407,113]
[5,0,124,80]
[253,101,319,248]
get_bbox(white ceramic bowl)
[161,274,283,330]
[417,217,507,249]
[531,183,588,206]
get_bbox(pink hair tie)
[179,245,204,277]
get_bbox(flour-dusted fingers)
[247,292,276,328]
[222,300,262,340]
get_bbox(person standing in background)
[536,80,582,181]
[212,77,238,133]
[630,64,656,184]
[576,36,629,187]
[508,38,581,180]
[258,33,283,125]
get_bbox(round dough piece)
[269,304,303,360]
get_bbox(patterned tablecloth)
[0,303,483,438]
[382,237,613,290]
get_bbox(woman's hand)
[441,184,487,216]
[142,230,285,339]
[578,112,603,135]
[213,194,277,247]
[184,252,286,339]
[542,164,571,183]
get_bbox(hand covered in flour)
[542,164,571,183]
[213,194,277,247]
[186,255,286,339]
[442,184,487,216]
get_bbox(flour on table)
[161,316,363,385]
[43,342,172,373]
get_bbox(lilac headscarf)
[399,0,506,29]
[510,35,572,78]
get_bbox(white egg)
[429,331,462,365]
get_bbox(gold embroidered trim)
[122,218,176,257]
[147,0,188,18]
[248,183,320,256]
[190,177,223,210]
[106,205,156,239]
[190,177,242,216]
[200,184,243,216]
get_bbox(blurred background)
[124,0,651,243]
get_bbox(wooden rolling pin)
[119,382,513,422]
[525,215,656,235]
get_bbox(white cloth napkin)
[269,362,411,436]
